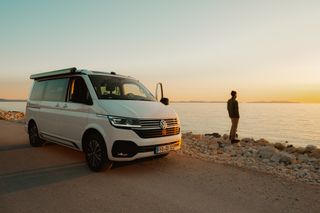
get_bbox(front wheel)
[28,122,44,147]
[84,133,112,172]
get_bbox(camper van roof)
[30,67,132,80]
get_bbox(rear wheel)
[84,133,112,172]
[28,122,44,147]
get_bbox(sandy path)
[0,120,319,213]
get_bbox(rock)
[192,134,203,140]
[297,154,310,163]
[258,147,277,159]
[0,110,25,121]
[295,147,306,154]
[243,148,257,158]
[256,138,270,146]
[270,153,281,163]
[222,134,229,140]
[217,141,226,148]
[204,133,221,138]
[286,145,297,153]
[297,169,309,178]
[262,159,270,163]
[278,152,295,165]
[309,149,320,159]
[217,150,223,154]
[241,138,255,143]
[274,142,286,151]
[305,145,317,153]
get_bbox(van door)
[38,78,70,144]
[56,77,92,148]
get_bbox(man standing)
[227,91,240,143]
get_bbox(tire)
[28,122,44,147]
[84,133,112,172]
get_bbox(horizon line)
[2,98,320,104]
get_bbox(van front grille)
[139,118,179,130]
[133,127,180,138]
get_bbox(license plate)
[155,144,175,154]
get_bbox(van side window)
[68,77,91,104]
[30,81,47,101]
[43,78,68,102]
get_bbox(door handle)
[63,104,68,108]
[55,103,60,108]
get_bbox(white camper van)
[25,68,181,171]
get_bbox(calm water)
[172,103,320,147]
[0,102,27,112]
[1,102,320,147]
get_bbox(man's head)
[231,90,237,98]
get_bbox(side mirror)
[155,82,164,101]
[156,83,169,105]
[160,98,169,105]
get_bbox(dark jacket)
[227,98,240,118]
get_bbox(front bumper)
[111,139,181,159]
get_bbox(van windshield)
[89,75,156,101]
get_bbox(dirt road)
[0,120,319,213]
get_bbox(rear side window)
[43,78,69,102]
[30,81,47,101]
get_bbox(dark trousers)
[229,118,239,140]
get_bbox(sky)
[0,0,320,102]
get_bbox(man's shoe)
[231,139,240,144]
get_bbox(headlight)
[108,116,141,128]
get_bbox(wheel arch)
[81,128,107,152]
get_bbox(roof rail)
[30,67,77,80]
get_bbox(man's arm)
[235,100,240,118]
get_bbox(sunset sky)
[1,0,319,102]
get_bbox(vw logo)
[159,120,168,130]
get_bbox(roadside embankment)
[0,110,25,123]
[178,132,320,185]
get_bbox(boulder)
[241,138,255,143]
[295,147,306,154]
[309,149,320,159]
[270,152,295,165]
[222,134,229,140]
[278,152,295,165]
[258,147,277,159]
[270,153,281,163]
[256,138,270,146]
[192,134,203,140]
[274,142,286,151]
[305,145,317,153]
[297,154,309,163]
[242,147,258,158]
[286,145,297,153]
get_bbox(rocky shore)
[178,132,320,185]
[0,110,25,123]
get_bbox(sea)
[1,102,319,147]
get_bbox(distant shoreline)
[0,99,27,102]
[172,101,302,104]
[1,99,318,104]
